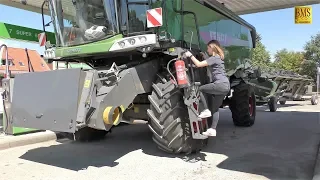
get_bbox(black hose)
[166,58,178,85]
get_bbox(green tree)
[251,33,271,69]
[300,32,320,80]
[299,59,317,80]
[304,32,320,63]
[273,48,304,73]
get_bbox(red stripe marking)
[155,8,162,15]
[41,36,46,46]
[38,34,46,46]
[147,11,161,26]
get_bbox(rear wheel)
[229,82,256,127]
[279,100,286,105]
[147,74,206,154]
[311,95,318,105]
[268,96,277,112]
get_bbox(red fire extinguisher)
[174,59,188,88]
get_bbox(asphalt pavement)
[0,100,319,180]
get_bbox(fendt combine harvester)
[2,0,261,154]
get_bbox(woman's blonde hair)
[207,40,224,60]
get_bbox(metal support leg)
[0,44,10,134]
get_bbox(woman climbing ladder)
[184,40,230,137]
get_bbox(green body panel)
[53,0,254,74]
[54,34,123,57]
[0,22,56,44]
[161,0,253,74]
[12,127,40,135]
[3,111,40,135]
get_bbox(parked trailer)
[249,68,315,112]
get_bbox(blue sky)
[0,3,319,61]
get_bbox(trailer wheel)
[279,100,286,105]
[229,82,256,127]
[268,96,277,112]
[311,95,318,105]
[147,75,206,154]
[64,127,109,142]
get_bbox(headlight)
[128,38,136,45]
[109,34,157,51]
[139,36,147,43]
[119,41,125,48]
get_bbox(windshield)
[49,0,119,47]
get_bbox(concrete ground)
[0,101,319,180]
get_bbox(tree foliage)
[251,31,320,81]
[304,33,320,63]
[299,59,317,80]
[300,33,320,80]
[251,33,271,69]
[273,49,304,73]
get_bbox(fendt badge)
[67,48,81,54]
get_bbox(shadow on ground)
[202,109,320,180]
[19,124,206,170]
[256,103,306,112]
[19,108,320,180]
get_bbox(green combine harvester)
[2,0,265,154]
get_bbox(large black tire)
[229,82,256,127]
[63,127,109,142]
[268,96,278,112]
[147,75,206,154]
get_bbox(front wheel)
[229,82,256,127]
[147,74,206,154]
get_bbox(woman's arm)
[185,51,209,68]
[190,55,209,68]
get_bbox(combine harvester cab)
[3,0,261,154]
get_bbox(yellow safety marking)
[84,80,91,88]
[168,48,175,52]
[113,107,121,126]
[120,105,125,112]
[134,106,139,113]
[102,106,120,125]
[103,106,113,124]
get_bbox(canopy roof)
[1,0,319,16]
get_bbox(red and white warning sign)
[146,8,163,28]
[38,32,46,47]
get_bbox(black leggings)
[199,81,230,129]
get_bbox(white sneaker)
[202,128,216,136]
[198,109,212,118]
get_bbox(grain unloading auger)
[2,0,260,154]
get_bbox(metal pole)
[0,44,9,79]
[317,66,320,96]
[0,44,9,133]
[41,0,48,50]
